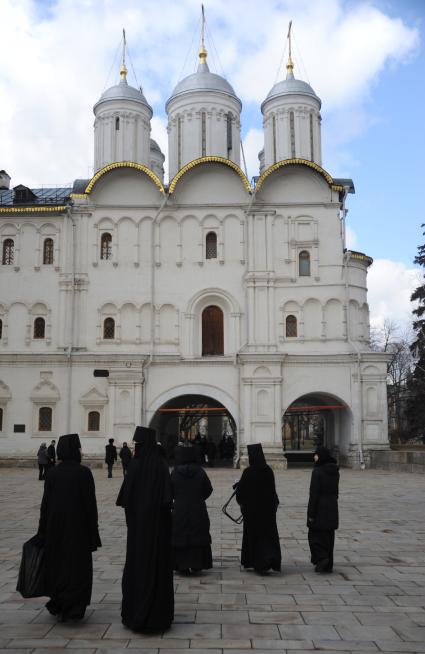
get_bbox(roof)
[334,178,355,193]
[166,61,241,110]
[0,186,72,207]
[94,78,152,114]
[261,73,321,112]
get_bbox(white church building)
[0,28,389,467]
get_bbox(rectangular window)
[201,112,206,157]
[227,113,232,155]
[310,114,314,161]
[290,111,296,158]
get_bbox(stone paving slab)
[1,468,425,653]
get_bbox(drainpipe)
[143,190,169,424]
[66,206,77,433]
[343,248,365,469]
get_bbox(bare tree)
[370,319,415,442]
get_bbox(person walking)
[235,443,281,574]
[119,442,132,475]
[116,426,174,633]
[37,433,101,621]
[37,442,49,480]
[47,440,56,468]
[105,438,117,478]
[307,446,339,573]
[171,446,213,574]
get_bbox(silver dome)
[166,61,241,110]
[94,78,152,113]
[262,74,321,111]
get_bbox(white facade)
[0,45,390,467]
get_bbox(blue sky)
[0,0,424,328]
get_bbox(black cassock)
[38,434,101,620]
[171,446,213,571]
[117,430,174,633]
[236,444,281,573]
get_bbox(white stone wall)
[0,164,389,464]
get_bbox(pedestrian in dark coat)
[47,440,56,467]
[37,443,49,480]
[116,426,174,634]
[307,446,339,573]
[37,433,101,621]
[206,439,217,467]
[119,442,132,475]
[236,443,281,574]
[171,446,213,574]
[105,438,117,478]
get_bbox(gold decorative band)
[255,158,343,192]
[0,206,67,214]
[84,161,165,195]
[169,156,252,194]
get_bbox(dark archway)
[282,393,351,466]
[149,394,236,466]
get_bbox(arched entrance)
[282,393,351,466]
[149,394,237,466]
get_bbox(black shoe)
[315,558,330,573]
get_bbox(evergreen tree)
[406,224,425,440]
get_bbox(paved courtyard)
[1,466,425,654]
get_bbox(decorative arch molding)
[169,156,251,194]
[147,383,239,428]
[30,377,60,403]
[83,162,165,195]
[0,380,12,402]
[255,158,343,192]
[282,390,351,416]
[186,287,241,315]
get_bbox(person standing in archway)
[116,427,174,633]
[307,446,339,573]
[235,443,281,574]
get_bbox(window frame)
[100,232,113,261]
[33,317,46,339]
[43,238,54,265]
[88,410,100,432]
[2,239,14,265]
[299,250,311,277]
[205,231,218,260]
[103,317,115,340]
[38,406,52,432]
[202,304,224,356]
[286,314,298,338]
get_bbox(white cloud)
[367,259,420,330]
[0,0,419,186]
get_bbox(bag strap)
[221,489,243,524]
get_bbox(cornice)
[169,156,252,195]
[256,158,343,193]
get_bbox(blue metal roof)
[0,187,72,207]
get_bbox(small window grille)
[206,232,217,259]
[100,233,112,260]
[88,411,100,431]
[115,116,120,131]
[227,113,232,155]
[2,239,14,265]
[43,238,54,265]
[34,317,46,339]
[299,250,311,276]
[39,407,52,431]
[201,112,206,157]
[103,317,115,339]
[286,315,297,337]
[290,111,296,158]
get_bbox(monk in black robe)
[307,446,339,573]
[171,446,213,574]
[117,426,174,633]
[37,433,101,621]
[236,443,281,574]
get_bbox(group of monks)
[27,428,339,633]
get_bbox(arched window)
[290,111,296,158]
[39,407,52,431]
[227,112,232,155]
[299,250,311,276]
[88,411,100,431]
[201,111,206,156]
[115,116,120,131]
[0,319,2,340]
[0,407,3,431]
[100,233,112,260]
[103,317,115,339]
[309,113,314,161]
[2,239,14,265]
[202,305,224,356]
[33,317,46,339]
[286,315,297,337]
[206,232,217,259]
[43,238,54,265]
